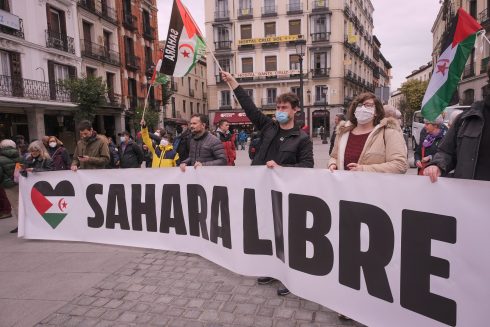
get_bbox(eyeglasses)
[358,102,375,109]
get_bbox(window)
[244,89,254,98]
[264,0,275,10]
[264,22,276,37]
[217,58,231,76]
[290,54,300,70]
[106,72,115,96]
[242,58,253,73]
[291,87,300,97]
[0,0,10,12]
[197,103,200,113]
[190,102,194,115]
[289,0,300,11]
[86,67,96,77]
[241,24,252,39]
[463,89,475,105]
[171,97,176,117]
[54,64,70,82]
[266,88,277,104]
[183,100,186,113]
[145,46,153,70]
[315,85,327,103]
[103,30,112,54]
[216,0,228,12]
[289,20,301,36]
[239,0,252,13]
[0,50,11,76]
[142,9,151,30]
[312,15,328,34]
[265,56,277,71]
[215,25,230,42]
[221,90,231,107]
[313,52,327,74]
[128,78,137,108]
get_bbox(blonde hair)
[27,140,51,160]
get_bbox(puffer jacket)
[72,132,110,169]
[118,140,143,168]
[233,86,314,167]
[142,127,179,167]
[183,131,227,166]
[328,118,408,173]
[0,147,20,188]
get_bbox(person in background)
[104,136,120,169]
[46,136,71,170]
[248,130,261,160]
[141,120,179,167]
[118,131,143,168]
[237,129,248,150]
[71,120,110,171]
[0,139,20,220]
[142,144,153,168]
[329,113,346,155]
[216,119,236,166]
[414,116,447,175]
[175,123,191,164]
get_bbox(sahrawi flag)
[160,0,205,77]
[150,59,168,86]
[421,8,482,121]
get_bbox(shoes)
[0,212,12,219]
[338,314,352,320]
[10,227,18,233]
[257,277,276,285]
[277,287,290,296]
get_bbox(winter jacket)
[0,147,20,188]
[48,146,71,170]
[414,127,447,173]
[118,140,143,168]
[175,129,192,164]
[142,127,179,167]
[217,130,236,166]
[430,101,487,179]
[22,156,54,172]
[233,86,314,167]
[72,132,110,169]
[183,131,227,166]
[107,142,120,168]
[328,118,408,173]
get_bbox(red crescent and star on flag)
[179,44,194,58]
[436,59,450,76]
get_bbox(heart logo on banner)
[31,181,75,229]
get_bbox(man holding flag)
[423,8,490,182]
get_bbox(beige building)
[406,62,432,82]
[432,0,490,105]
[204,0,381,136]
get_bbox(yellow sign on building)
[238,34,303,45]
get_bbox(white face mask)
[49,142,57,148]
[355,105,375,124]
[160,139,169,147]
[154,132,160,136]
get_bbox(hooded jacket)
[141,127,179,167]
[0,146,20,188]
[328,118,408,173]
[72,131,110,169]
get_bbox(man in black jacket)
[221,71,314,296]
[118,131,143,168]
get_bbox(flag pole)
[205,43,239,102]
[141,83,153,122]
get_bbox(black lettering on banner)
[288,194,333,276]
[106,184,130,230]
[243,188,272,255]
[400,210,457,326]
[86,184,104,228]
[339,201,394,302]
[160,184,187,235]
[131,184,157,232]
[187,184,209,240]
[210,186,232,249]
[271,191,285,262]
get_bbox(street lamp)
[295,39,306,112]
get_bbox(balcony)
[125,55,141,71]
[312,0,329,11]
[262,42,279,48]
[189,89,194,97]
[81,40,120,66]
[262,98,276,108]
[287,2,303,14]
[214,40,232,50]
[45,30,75,54]
[100,3,118,24]
[0,75,72,102]
[77,0,117,25]
[238,44,255,51]
[105,92,121,107]
[312,67,330,78]
[0,13,24,39]
[143,25,155,40]
[479,8,490,27]
[481,57,490,74]
[78,0,96,13]
[262,6,277,17]
[311,32,330,42]
[463,64,475,79]
[237,7,253,19]
[214,10,230,21]
[123,13,137,31]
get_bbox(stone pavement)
[0,138,413,327]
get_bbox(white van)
[411,105,470,149]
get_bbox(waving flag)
[160,0,206,77]
[421,8,482,121]
[150,59,168,86]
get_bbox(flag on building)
[160,0,205,77]
[421,8,482,121]
[150,59,168,86]
[347,22,358,44]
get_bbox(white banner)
[19,167,490,327]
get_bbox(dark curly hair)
[347,92,385,126]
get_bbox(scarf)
[423,128,444,148]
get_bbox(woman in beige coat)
[328,92,408,174]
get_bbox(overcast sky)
[156,0,441,90]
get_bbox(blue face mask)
[275,111,290,124]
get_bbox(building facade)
[115,0,161,133]
[0,0,82,152]
[406,62,432,82]
[77,0,124,139]
[204,0,384,136]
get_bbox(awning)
[213,112,252,125]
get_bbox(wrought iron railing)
[262,6,277,16]
[311,32,330,42]
[214,10,230,20]
[287,2,303,13]
[126,55,141,70]
[237,7,252,18]
[0,75,72,102]
[46,30,75,54]
[0,17,24,39]
[262,98,276,107]
[105,92,121,107]
[219,99,232,108]
[312,0,329,10]
[123,14,137,30]
[78,0,117,24]
[81,40,120,66]
[214,40,232,50]
[312,67,329,77]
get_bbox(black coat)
[234,86,314,167]
[118,141,143,168]
[414,128,447,163]
[430,101,485,179]
[22,156,54,174]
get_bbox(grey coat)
[183,132,227,166]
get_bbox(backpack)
[248,133,262,160]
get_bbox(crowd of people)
[0,69,489,317]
